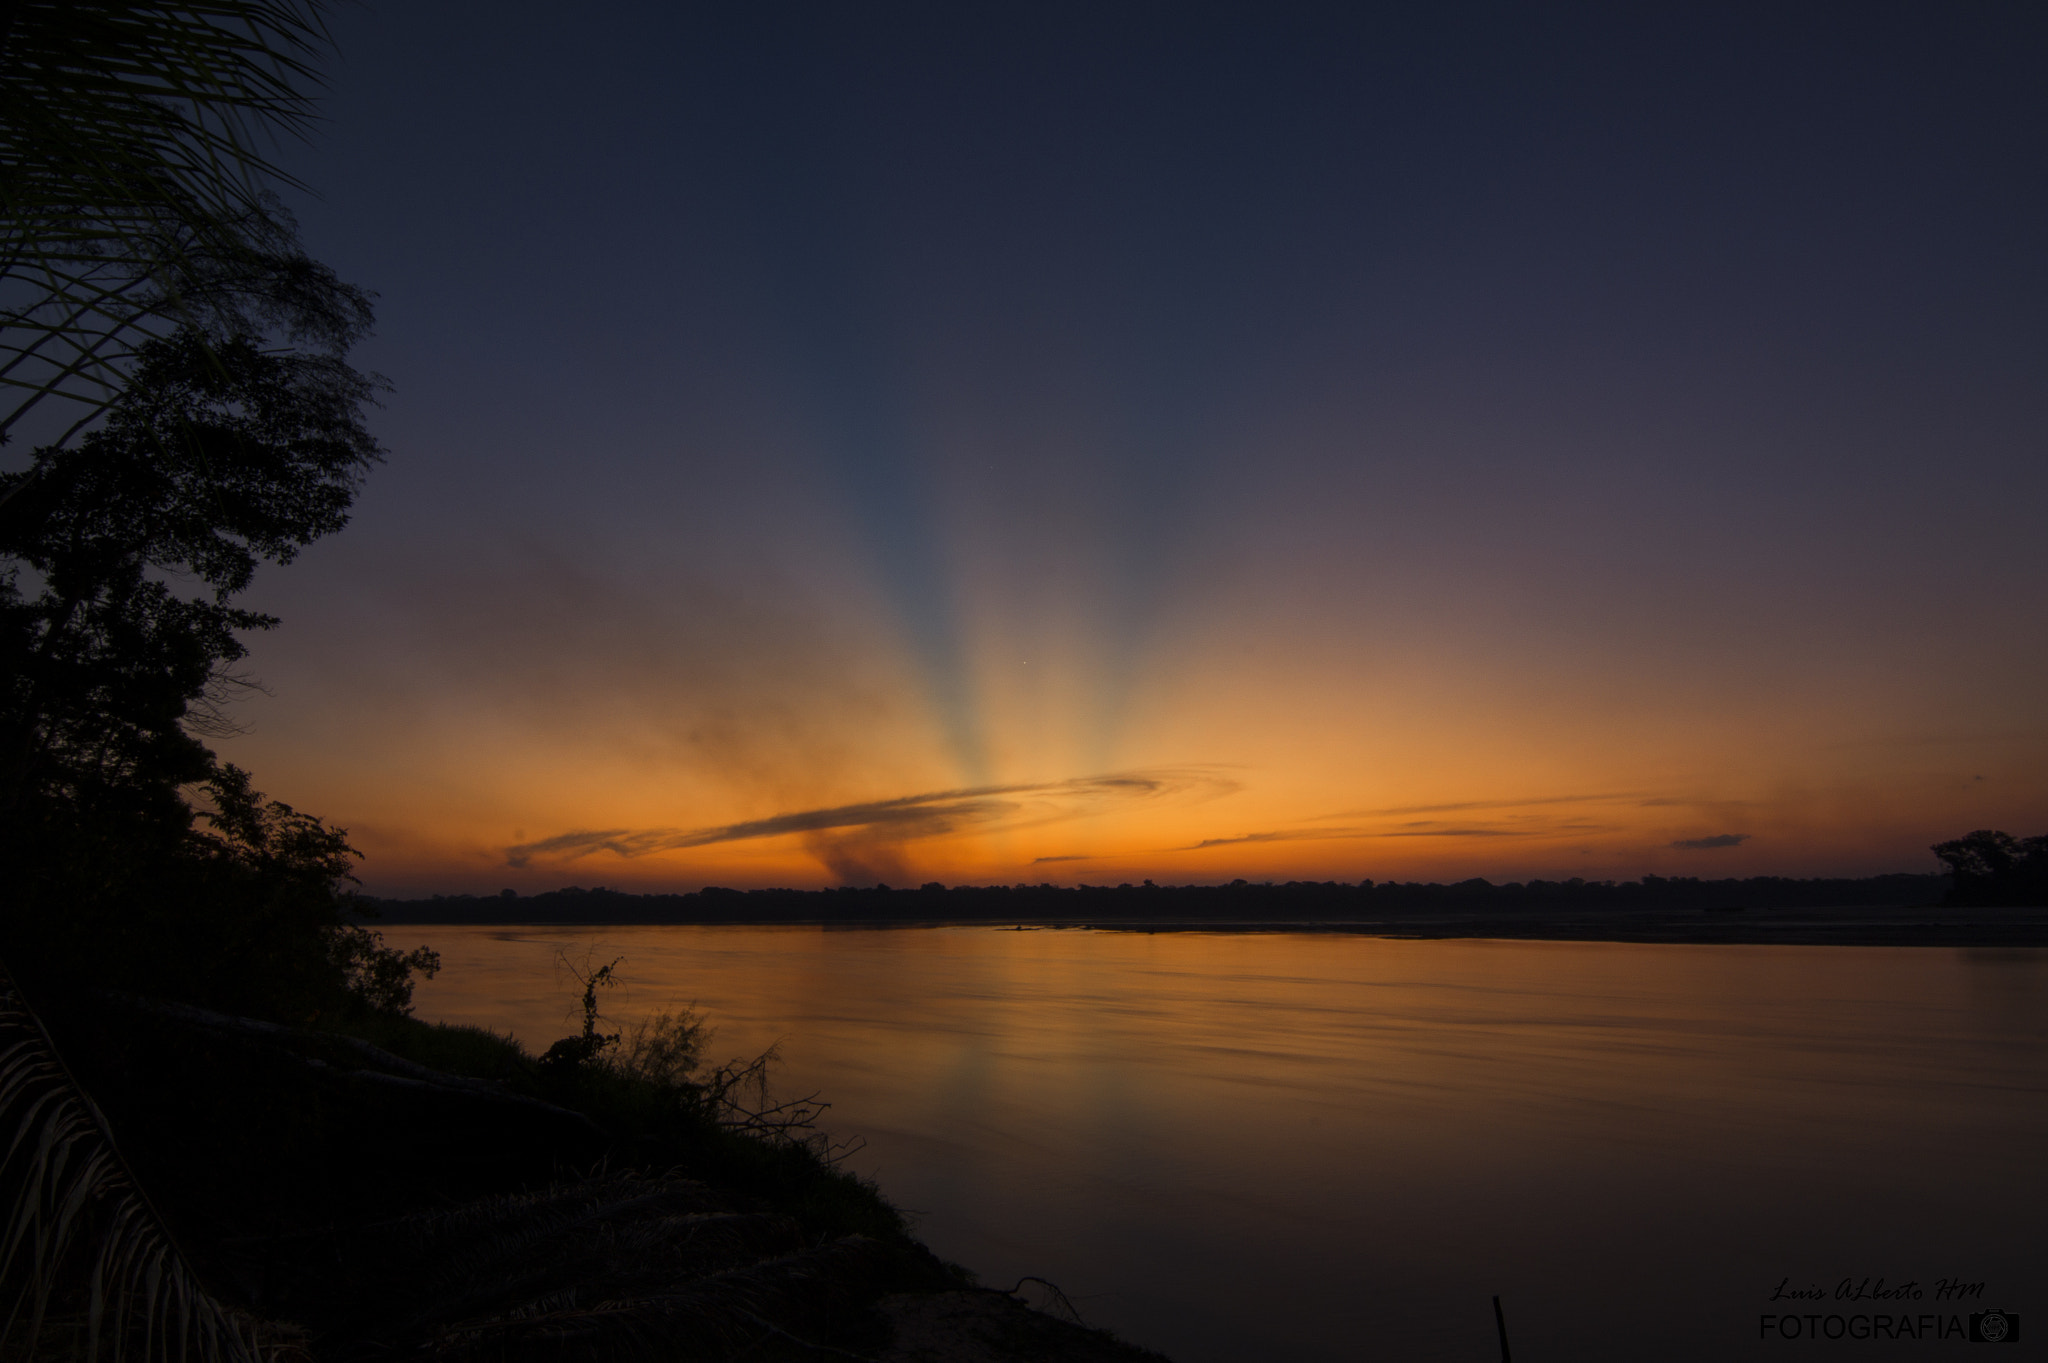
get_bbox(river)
[382,924,2048,1361]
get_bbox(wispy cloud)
[1394,819,1529,831]
[1031,854,1092,863]
[1346,792,1645,817]
[506,767,1239,868]
[1183,828,1361,851]
[1180,824,1531,851]
[1670,833,1749,850]
[1177,791,1639,854]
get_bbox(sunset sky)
[217,2,2048,895]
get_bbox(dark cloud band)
[1670,833,1749,850]
[1183,824,1534,851]
[506,767,1237,867]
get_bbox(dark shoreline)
[25,986,1174,1363]
[369,904,2048,949]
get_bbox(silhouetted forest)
[371,871,1956,925]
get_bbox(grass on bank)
[332,1004,914,1246]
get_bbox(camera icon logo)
[1968,1309,2020,1344]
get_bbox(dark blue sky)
[225,1,2048,891]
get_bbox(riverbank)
[367,902,2048,948]
[15,985,1171,1363]
[1062,903,2048,947]
[364,872,1955,931]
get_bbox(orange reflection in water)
[388,926,2048,1363]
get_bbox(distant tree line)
[368,870,1958,926]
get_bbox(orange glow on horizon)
[216,565,2043,894]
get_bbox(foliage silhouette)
[540,954,624,1072]
[1932,830,2048,907]
[0,316,420,1023]
[0,970,276,1363]
[1,325,381,812]
[0,12,384,1022]
[0,1,355,442]
[12,983,1010,1363]
[527,958,849,1168]
[0,11,455,1361]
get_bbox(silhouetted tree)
[0,321,431,1020]
[1,326,377,801]
[1933,830,2048,907]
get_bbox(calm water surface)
[385,926,2048,1361]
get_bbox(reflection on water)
[386,926,2048,1362]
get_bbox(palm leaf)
[0,968,284,1363]
[0,2,336,440]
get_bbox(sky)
[211,0,2048,894]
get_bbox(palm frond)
[0,2,339,439]
[0,970,284,1363]
[0,1,328,237]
